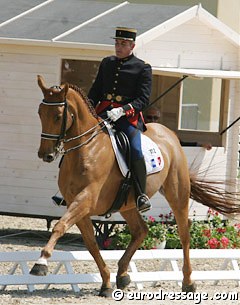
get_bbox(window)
[180,78,222,132]
[61,59,100,94]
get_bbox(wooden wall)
[137,18,238,70]
[0,46,63,218]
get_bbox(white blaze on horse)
[30,75,240,297]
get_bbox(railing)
[0,249,239,292]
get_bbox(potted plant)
[102,209,240,250]
[141,216,168,249]
[104,216,168,250]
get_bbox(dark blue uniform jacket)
[88,53,152,131]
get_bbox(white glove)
[107,107,125,122]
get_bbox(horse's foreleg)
[116,208,148,290]
[30,200,90,276]
[76,217,112,297]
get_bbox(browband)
[41,99,66,106]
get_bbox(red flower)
[203,229,211,237]
[207,238,219,249]
[148,216,155,222]
[234,223,240,230]
[217,228,226,234]
[220,236,229,248]
[103,238,112,248]
[207,208,214,215]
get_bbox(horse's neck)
[69,92,99,134]
[63,91,101,158]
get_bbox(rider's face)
[115,39,135,59]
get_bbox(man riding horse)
[54,27,152,212]
[88,27,152,212]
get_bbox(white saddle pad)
[105,122,164,177]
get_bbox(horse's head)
[37,75,73,162]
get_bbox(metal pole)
[220,116,240,135]
[145,75,188,110]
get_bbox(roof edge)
[136,4,240,48]
[0,0,54,28]
[136,5,198,46]
[197,6,240,47]
[0,37,114,50]
[53,1,129,41]
[152,67,240,79]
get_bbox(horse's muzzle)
[38,151,55,163]
[43,153,55,163]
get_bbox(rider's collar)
[117,53,134,62]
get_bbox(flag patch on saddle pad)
[105,122,164,177]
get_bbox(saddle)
[100,123,164,217]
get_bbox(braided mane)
[68,84,98,119]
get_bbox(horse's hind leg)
[116,208,148,289]
[164,174,196,292]
[172,205,196,292]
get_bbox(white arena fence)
[0,249,240,292]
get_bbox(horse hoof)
[182,281,197,293]
[116,274,131,290]
[30,263,48,276]
[99,287,113,298]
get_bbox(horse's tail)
[190,175,240,216]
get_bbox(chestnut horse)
[30,75,240,297]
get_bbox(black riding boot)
[132,157,151,213]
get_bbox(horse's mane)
[68,84,98,119]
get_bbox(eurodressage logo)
[111,289,239,303]
[112,289,209,303]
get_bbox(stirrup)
[52,196,66,206]
[137,194,151,213]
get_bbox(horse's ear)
[63,82,69,97]
[37,75,47,92]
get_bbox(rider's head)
[113,27,136,59]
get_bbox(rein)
[63,121,107,155]
[40,98,109,156]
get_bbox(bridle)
[40,98,109,157]
[41,99,70,145]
